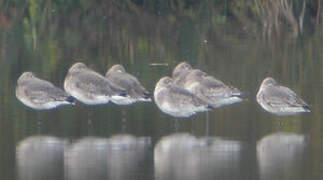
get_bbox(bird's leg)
[205,111,210,137]
[174,119,180,132]
[279,119,283,129]
[87,106,93,125]
[190,117,195,134]
[87,106,94,136]
[37,112,42,134]
[121,110,127,133]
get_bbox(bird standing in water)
[16,72,74,110]
[154,76,211,118]
[105,64,151,105]
[256,77,310,116]
[64,62,127,105]
[172,62,244,108]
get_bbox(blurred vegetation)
[0,0,321,71]
[1,1,322,28]
[1,0,322,42]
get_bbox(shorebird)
[179,69,243,108]
[172,61,243,108]
[64,62,127,105]
[154,76,211,118]
[16,72,74,110]
[105,64,151,105]
[256,77,310,115]
[172,62,194,87]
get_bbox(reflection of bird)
[64,62,127,105]
[16,72,74,110]
[257,132,307,180]
[105,135,151,180]
[16,136,67,180]
[105,64,151,105]
[65,135,151,180]
[256,77,310,115]
[154,76,211,118]
[65,137,110,180]
[154,133,242,180]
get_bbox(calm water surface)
[0,3,322,180]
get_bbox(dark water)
[0,3,323,180]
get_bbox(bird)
[172,62,243,108]
[105,64,151,105]
[64,62,127,105]
[181,69,243,108]
[154,76,211,118]
[16,72,75,110]
[256,77,310,115]
[172,62,194,87]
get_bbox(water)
[0,2,323,180]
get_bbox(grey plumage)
[154,76,211,118]
[172,62,243,108]
[256,77,310,115]
[64,62,127,105]
[16,72,74,110]
[105,64,151,105]
[182,69,243,108]
[172,62,194,87]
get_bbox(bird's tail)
[302,105,311,112]
[143,92,151,99]
[231,90,248,100]
[66,96,76,105]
